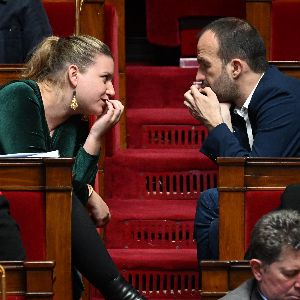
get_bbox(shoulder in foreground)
[219,278,256,300]
[0,80,38,95]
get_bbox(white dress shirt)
[233,74,264,149]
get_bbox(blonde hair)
[22,35,112,84]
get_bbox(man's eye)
[283,271,298,277]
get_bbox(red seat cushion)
[245,190,282,248]
[271,0,300,60]
[145,0,245,57]
[43,1,75,36]
[5,191,46,260]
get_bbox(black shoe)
[102,275,147,300]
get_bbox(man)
[0,0,52,63]
[220,209,300,300]
[183,17,300,260]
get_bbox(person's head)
[22,35,115,116]
[196,17,268,103]
[249,210,300,300]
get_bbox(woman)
[0,35,146,300]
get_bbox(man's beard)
[209,68,240,103]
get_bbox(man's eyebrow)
[197,57,210,66]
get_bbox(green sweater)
[0,80,99,205]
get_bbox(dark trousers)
[0,195,25,260]
[0,194,119,298]
[194,188,219,260]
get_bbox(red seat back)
[5,191,46,260]
[145,0,245,57]
[270,0,300,60]
[43,0,75,36]
[244,190,282,248]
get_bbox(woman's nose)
[106,81,115,98]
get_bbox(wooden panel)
[0,158,73,300]
[1,261,54,299]
[79,0,105,40]
[271,61,300,80]
[217,157,300,259]
[0,65,23,85]
[200,260,252,300]
[219,192,245,259]
[246,0,272,60]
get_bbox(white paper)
[0,150,60,158]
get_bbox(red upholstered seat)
[244,191,282,249]
[145,0,245,57]
[43,0,75,37]
[5,191,46,260]
[270,0,300,60]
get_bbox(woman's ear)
[250,259,264,282]
[68,65,79,87]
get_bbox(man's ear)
[68,65,79,87]
[229,59,243,79]
[250,259,264,281]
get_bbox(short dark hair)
[199,17,268,73]
[249,210,300,265]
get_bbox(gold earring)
[70,90,78,110]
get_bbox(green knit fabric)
[0,80,99,205]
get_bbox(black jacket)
[0,0,52,63]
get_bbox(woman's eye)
[102,76,108,82]
[100,75,109,83]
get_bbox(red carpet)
[91,65,217,299]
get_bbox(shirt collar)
[234,73,264,116]
[256,286,268,300]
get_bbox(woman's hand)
[84,100,124,155]
[86,191,111,228]
[90,99,124,140]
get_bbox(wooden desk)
[200,260,252,300]
[0,158,73,300]
[218,157,300,260]
[0,261,54,299]
[0,65,23,85]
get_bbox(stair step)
[126,65,197,108]
[104,149,217,200]
[126,108,207,149]
[108,248,198,269]
[105,200,196,249]
[92,249,201,299]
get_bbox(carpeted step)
[104,149,217,200]
[91,248,201,299]
[126,65,197,108]
[105,199,197,249]
[126,108,207,149]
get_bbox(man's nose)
[294,273,300,288]
[196,68,205,82]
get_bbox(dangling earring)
[70,90,78,110]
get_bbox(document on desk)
[0,150,60,158]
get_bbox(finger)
[184,90,195,104]
[184,100,193,109]
[107,99,124,110]
[202,86,216,97]
[107,100,124,119]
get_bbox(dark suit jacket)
[201,66,300,161]
[0,0,52,63]
[220,278,262,300]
